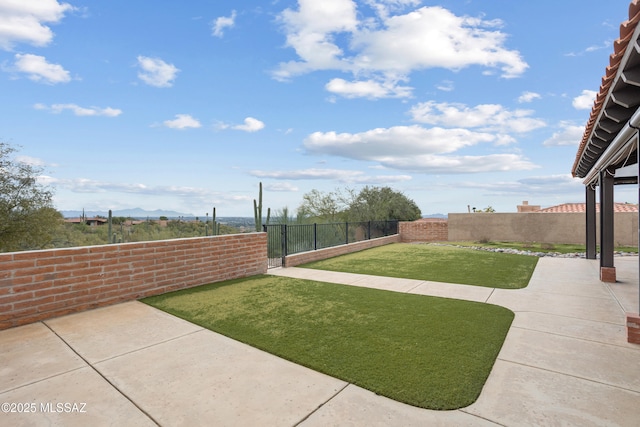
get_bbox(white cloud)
[302,125,538,174]
[572,89,597,110]
[518,91,541,103]
[363,0,421,19]
[379,153,538,174]
[212,10,237,37]
[0,0,74,50]
[305,125,492,157]
[565,41,612,57]
[251,168,412,184]
[542,121,584,147]
[325,77,412,98]
[13,53,70,84]
[274,2,528,93]
[235,117,265,132]
[409,101,546,134]
[274,0,358,80]
[458,174,582,196]
[137,56,179,87]
[163,114,201,129]
[263,182,299,192]
[217,117,265,132]
[35,103,122,117]
[436,80,454,92]
[15,155,46,166]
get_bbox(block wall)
[0,233,267,330]
[283,235,401,267]
[448,212,638,246]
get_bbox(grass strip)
[143,275,514,410]
[300,243,537,289]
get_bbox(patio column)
[599,167,615,282]
[585,185,597,260]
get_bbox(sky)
[0,0,636,217]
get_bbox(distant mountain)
[423,213,447,219]
[61,208,193,219]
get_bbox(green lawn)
[300,243,538,289]
[143,275,514,410]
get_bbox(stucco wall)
[447,212,638,246]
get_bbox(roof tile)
[538,203,638,213]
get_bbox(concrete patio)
[1,256,639,426]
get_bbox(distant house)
[516,200,638,213]
[64,217,108,227]
[537,203,638,213]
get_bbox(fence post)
[368,221,371,240]
[345,222,349,244]
[314,223,317,250]
[281,224,288,257]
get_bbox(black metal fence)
[263,220,399,268]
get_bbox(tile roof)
[537,203,639,213]
[572,0,640,177]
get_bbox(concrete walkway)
[1,257,639,426]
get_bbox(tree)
[297,186,421,223]
[297,189,346,222]
[0,142,60,251]
[347,186,421,222]
[271,206,295,225]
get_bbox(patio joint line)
[484,288,496,303]
[458,409,507,427]
[602,281,632,315]
[403,281,427,294]
[518,289,612,300]
[509,324,637,350]
[42,321,162,427]
[0,365,87,395]
[89,328,205,365]
[512,310,626,327]
[293,382,350,426]
[497,358,640,394]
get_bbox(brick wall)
[0,233,267,330]
[283,235,401,267]
[399,219,448,242]
[627,313,640,344]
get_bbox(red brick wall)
[399,219,448,242]
[284,235,401,267]
[0,233,267,330]
[627,313,640,344]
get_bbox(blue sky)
[0,0,635,217]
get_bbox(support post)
[599,168,616,282]
[313,223,317,250]
[586,185,597,259]
[345,222,349,245]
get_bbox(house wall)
[0,233,267,330]
[283,234,401,267]
[447,212,638,246]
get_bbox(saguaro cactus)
[253,182,270,231]
[212,207,220,236]
[108,209,113,244]
[254,183,262,231]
